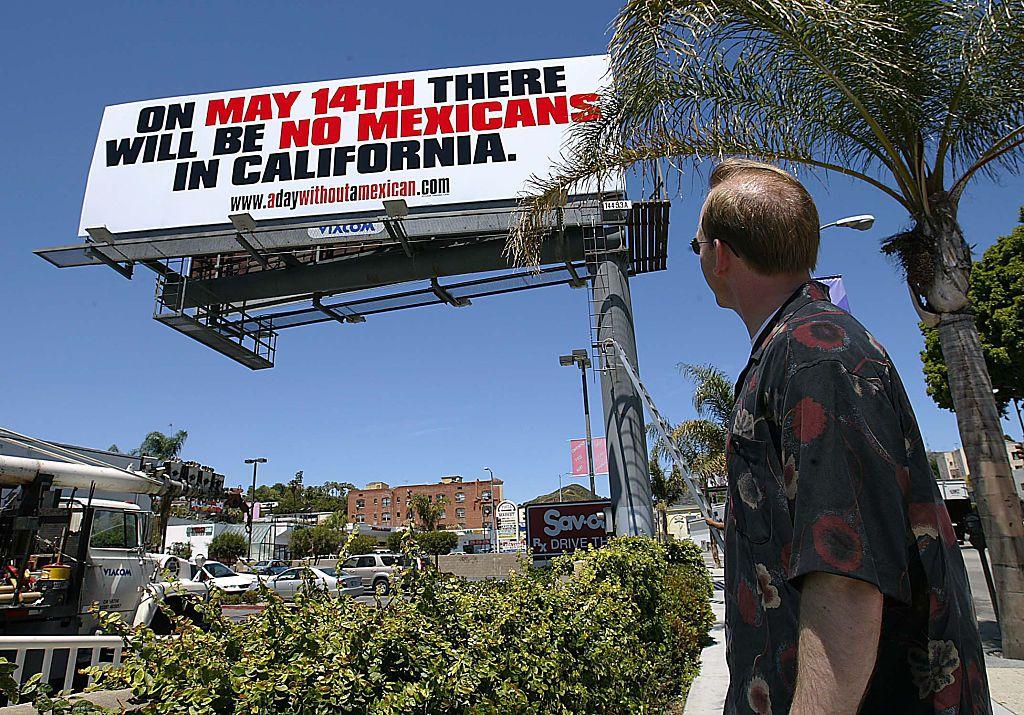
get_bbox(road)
[961,546,1001,652]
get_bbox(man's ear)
[713,239,732,276]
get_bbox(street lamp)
[557,472,573,502]
[994,389,1024,438]
[820,214,876,231]
[559,349,597,496]
[244,457,267,560]
[483,467,498,552]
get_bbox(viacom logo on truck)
[525,499,611,558]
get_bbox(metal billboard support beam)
[592,246,654,537]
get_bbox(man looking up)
[696,159,990,713]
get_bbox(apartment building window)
[356,499,365,509]
[483,506,492,518]
[355,514,365,523]
[382,512,391,523]
[454,492,465,502]
[481,490,492,501]
[407,510,414,520]
[439,511,447,520]
[382,497,391,507]
[456,508,466,519]
[436,493,445,502]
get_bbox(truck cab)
[1,494,169,635]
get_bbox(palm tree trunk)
[929,216,1024,658]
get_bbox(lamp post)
[244,457,267,560]
[994,389,1024,440]
[559,349,597,496]
[483,467,498,552]
[819,214,876,231]
[557,472,573,502]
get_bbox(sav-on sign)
[525,499,611,558]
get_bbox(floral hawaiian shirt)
[723,281,990,714]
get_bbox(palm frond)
[508,0,1024,267]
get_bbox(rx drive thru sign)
[525,500,612,558]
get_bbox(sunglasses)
[690,236,740,257]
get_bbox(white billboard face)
[79,55,611,237]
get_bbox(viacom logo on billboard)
[525,499,612,558]
[306,222,384,241]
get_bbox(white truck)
[0,453,224,636]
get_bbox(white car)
[190,560,258,594]
[265,566,363,600]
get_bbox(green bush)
[208,532,247,565]
[346,534,378,555]
[44,537,712,714]
[415,530,458,558]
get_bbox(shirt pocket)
[727,434,773,545]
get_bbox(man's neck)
[732,272,810,340]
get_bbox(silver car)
[265,566,362,600]
[340,553,424,595]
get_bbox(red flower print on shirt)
[810,514,863,572]
[791,397,827,444]
[738,578,759,625]
[747,675,773,715]
[793,321,849,351]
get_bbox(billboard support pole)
[592,245,654,537]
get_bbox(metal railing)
[0,635,123,697]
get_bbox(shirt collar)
[750,306,784,350]
[734,280,832,397]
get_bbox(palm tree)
[655,364,731,486]
[131,429,188,460]
[649,458,686,540]
[509,0,1024,656]
[410,494,446,532]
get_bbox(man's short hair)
[701,159,820,275]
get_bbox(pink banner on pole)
[570,437,608,476]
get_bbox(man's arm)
[790,572,883,715]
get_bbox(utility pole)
[244,457,267,560]
[1014,399,1024,440]
[560,349,597,496]
[591,242,654,537]
[484,467,498,553]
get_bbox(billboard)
[525,499,611,558]
[569,437,608,476]
[79,55,611,236]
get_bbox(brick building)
[347,475,504,530]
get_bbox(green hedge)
[30,537,713,714]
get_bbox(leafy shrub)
[385,530,407,553]
[42,537,712,714]
[208,532,247,564]
[291,523,343,558]
[415,530,458,559]
[346,534,378,555]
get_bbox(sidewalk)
[684,565,727,715]
[683,556,1021,713]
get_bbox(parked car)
[339,553,423,595]
[189,560,258,594]
[266,566,363,600]
[251,559,290,576]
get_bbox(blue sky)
[2,1,1021,504]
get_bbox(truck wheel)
[373,578,390,596]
